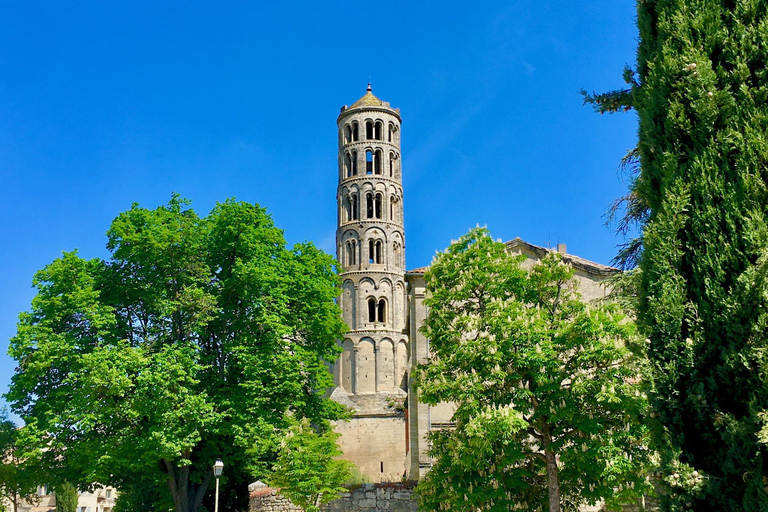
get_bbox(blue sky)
[0,1,638,418]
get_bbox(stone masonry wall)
[249,482,417,512]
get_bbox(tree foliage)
[0,411,40,512]
[415,228,652,512]
[6,196,347,512]
[591,1,768,510]
[268,418,354,512]
[55,482,78,512]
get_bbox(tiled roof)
[505,238,619,276]
[405,238,619,277]
[350,84,385,108]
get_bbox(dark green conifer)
[589,1,768,509]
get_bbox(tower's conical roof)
[350,83,385,108]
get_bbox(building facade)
[331,87,618,483]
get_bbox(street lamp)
[213,459,224,512]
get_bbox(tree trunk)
[165,459,213,512]
[545,450,561,512]
[542,428,561,512]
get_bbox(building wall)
[4,485,116,512]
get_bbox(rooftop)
[406,238,619,277]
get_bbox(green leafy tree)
[7,196,347,512]
[586,2,768,510]
[416,228,652,512]
[0,411,40,512]
[268,418,354,512]
[55,482,78,512]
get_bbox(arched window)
[342,195,351,221]
[344,153,352,178]
[351,150,358,176]
[377,299,386,322]
[352,122,359,141]
[344,125,352,144]
[390,197,395,220]
[351,193,358,221]
[345,240,357,266]
[366,150,373,174]
[366,121,374,140]
[388,123,394,142]
[368,297,376,322]
[366,193,374,218]
[374,193,382,219]
[389,152,394,177]
[375,121,383,140]
[368,240,382,264]
[374,150,382,175]
[393,242,401,268]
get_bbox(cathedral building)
[330,86,619,483]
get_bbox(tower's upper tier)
[338,84,401,123]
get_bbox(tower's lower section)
[331,391,408,482]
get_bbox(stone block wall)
[249,482,417,512]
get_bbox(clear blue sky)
[0,1,638,419]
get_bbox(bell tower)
[333,85,409,481]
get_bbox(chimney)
[556,243,567,254]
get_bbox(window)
[368,239,382,264]
[367,297,386,322]
[394,242,401,267]
[366,121,374,140]
[390,197,395,220]
[388,123,394,142]
[351,150,358,175]
[378,299,386,322]
[375,121,383,140]
[344,124,352,144]
[374,150,382,175]
[366,193,373,219]
[344,153,352,178]
[366,150,373,174]
[345,240,357,266]
[342,195,351,221]
[352,122,359,141]
[389,152,394,177]
[374,193,382,219]
[351,193,358,221]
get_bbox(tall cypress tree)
[589,1,768,509]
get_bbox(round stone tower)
[334,85,409,402]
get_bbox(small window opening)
[343,195,351,221]
[389,152,394,177]
[388,123,394,142]
[352,122,359,141]
[366,121,374,140]
[380,461,384,473]
[351,193,358,221]
[377,299,386,322]
[351,150,358,175]
[375,121,383,140]
[368,297,376,322]
[344,125,352,144]
[366,150,373,174]
[374,150,382,175]
[374,193,382,219]
[366,193,374,218]
[345,153,352,178]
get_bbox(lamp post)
[213,459,224,512]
